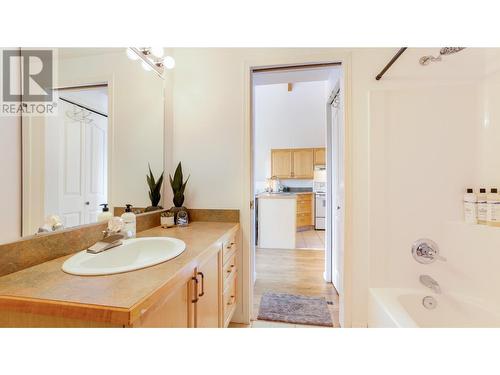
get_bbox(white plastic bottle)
[121,204,136,238]
[97,203,113,223]
[486,188,500,227]
[476,188,488,225]
[463,188,477,224]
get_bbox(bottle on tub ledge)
[121,204,137,238]
[463,188,477,224]
[476,188,488,225]
[486,188,500,227]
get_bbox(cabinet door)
[132,277,194,328]
[314,148,326,165]
[292,149,314,179]
[271,149,292,178]
[195,251,220,328]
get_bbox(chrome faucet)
[87,230,125,254]
[419,274,441,294]
[412,239,447,264]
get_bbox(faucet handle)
[412,239,446,264]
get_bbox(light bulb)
[141,61,152,71]
[151,47,164,58]
[163,56,175,69]
[126,48,139,60]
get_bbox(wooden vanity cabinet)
[193,250,220,328]
[133,246,221,328]
[132,229,240,328]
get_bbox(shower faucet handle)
[412,239,446,264]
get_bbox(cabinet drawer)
[297,200,312,214]
[223,274,237,325]
[296,213,312,227]
[223,253,237,283]
[296,194,312,202]
[223,235,237,263]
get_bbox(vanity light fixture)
[126,47,175,78]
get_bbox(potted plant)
[169,162,190,222]
[145,164,164,212]
[160,210,175,228]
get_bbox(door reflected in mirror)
[0,48,165,243]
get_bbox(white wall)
[253,81,327,192]
[0,48,22,244]
[169,47,379,326]
[0,113,21,243]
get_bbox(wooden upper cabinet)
[292,149,314,179]
[271,148,320,179]
[314,148,326,166]
[271,149,292,178]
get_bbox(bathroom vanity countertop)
[0,221,239,326]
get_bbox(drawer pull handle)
[226,264,235,273]
[197,271,205,297]
[191,276,199,303]
[227,295,236,306]
[226,242,235,249]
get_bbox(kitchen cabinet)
[271,149,293,178]
[296,193,314,229]
[271,148,315,179]
[314,148,326,166]
[292,149,314,178]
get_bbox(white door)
[59,100,87,227]
[84,112,108,224]
[331,96,344,296]
[58,100,108,227]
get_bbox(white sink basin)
[62,237,186,276]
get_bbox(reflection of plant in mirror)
[146,164,164,211]
[169,162,190,208]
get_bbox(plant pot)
[161,216,175,228]
[144,206,163,212]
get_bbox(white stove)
[313,166,326,230]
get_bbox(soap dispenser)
[121,204,136,238]
[97,204,113,223]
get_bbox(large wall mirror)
[0,48,165,244]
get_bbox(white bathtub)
[368,288,500,328]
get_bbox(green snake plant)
[169,162,190,207]
[146,164,164,207]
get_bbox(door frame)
[241,54,353,327]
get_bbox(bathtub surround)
[0,208,239,277]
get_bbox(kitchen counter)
[256,191,314,199]
[0,221,239,326]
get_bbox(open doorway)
[250,64,344,327]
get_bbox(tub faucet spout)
[419,274,441,294]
